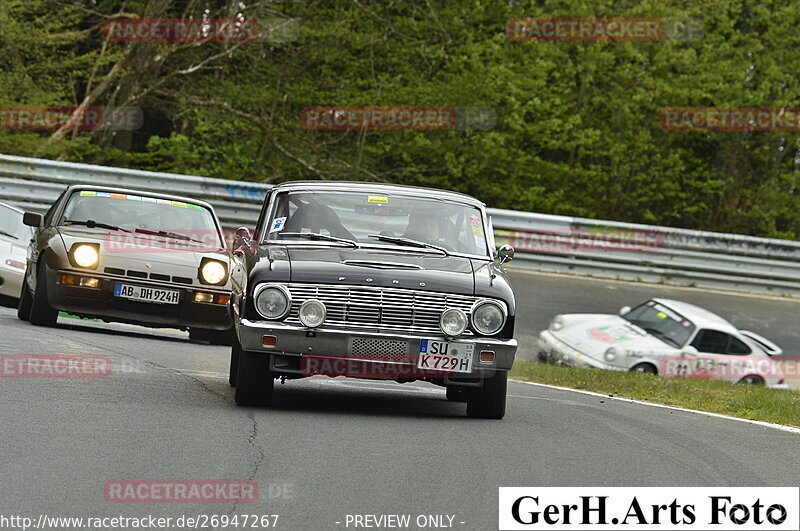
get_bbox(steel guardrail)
[1,153,799,296]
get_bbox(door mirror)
[619,306,631,316]
[23,212,44,228]
[681,346,699,356]
[232,227,252,254]
[497,244,514,264]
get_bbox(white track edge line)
[510,378,800,434]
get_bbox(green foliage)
[0,0,798,238]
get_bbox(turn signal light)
[194,292,232,305]
[194,292,214,303]
[262,335,277,347]
[58,274,100,288]
[479,350,495,363]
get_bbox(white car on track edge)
[538,298,788,388]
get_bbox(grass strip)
[510,361,799,427]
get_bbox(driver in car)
[403,210,443,244]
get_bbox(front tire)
[17,274,33,321]
[234,349,274,406]
[466,372,508,419]
[739,375,764,385]
[630,363,657,375]
[29,263,58,327]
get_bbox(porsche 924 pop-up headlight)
[440,308,468,337]
[69,243,100,269]
[298,299,326,328]
[470,299,506,336]
[254,285,291,320]
[199,259,227,285]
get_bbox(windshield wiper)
[641,326,680,348]
[367,234,449,256]
[0,229,19,240]
[64,219,130,232]
[280,231,359,248]
[134,228,205,244]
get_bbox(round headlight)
[200,260,227,285]
[440,308,468,337]
[471,300,506,336]
[255,286,290,320]
[298,299,326,328]
[604,347,618,362]
[549,315,564,332]
[72,244,99,268]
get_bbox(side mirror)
[681,346,699,356]
[23,212,44,229]
[619,306,631,316]
[497,244,514,264]
[232,227,252,255]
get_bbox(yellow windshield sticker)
[79,191,97,196]
[368,195,388,204]
[657,312,668,318]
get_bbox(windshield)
[622,300,696,347]
[57,190,223,246]
[263,190,489,257]
[0,204,31,242]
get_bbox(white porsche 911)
[538,298,788,388]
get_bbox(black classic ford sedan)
[229,181,517,418]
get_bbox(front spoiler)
[47,268,232,330]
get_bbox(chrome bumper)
[238,318,517,377]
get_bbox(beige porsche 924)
[18,185,234,344]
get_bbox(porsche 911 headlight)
[470,299,506,336]
[604,347,618,362]
[71,244,99,269]
[549,315,564,332]
[255,286,290,320]
[440,308,468,337]
[200,260,227,285]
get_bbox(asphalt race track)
[0,271,797,530]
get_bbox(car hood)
[56,226,230,282]
[283,247,476,295]
[556,315,668,354]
